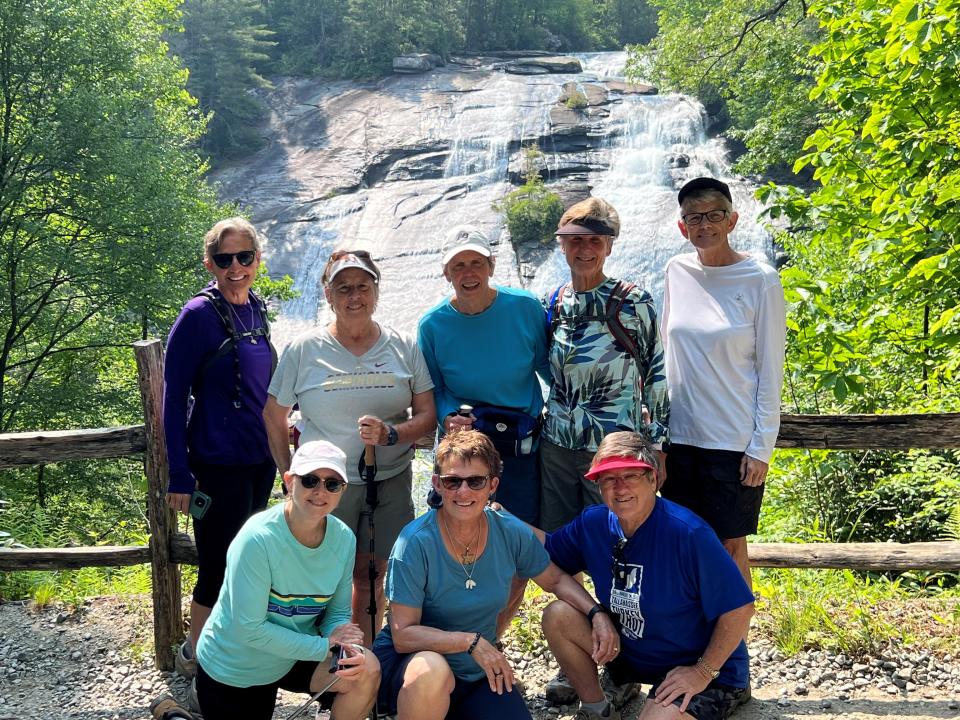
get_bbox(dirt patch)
[1,597,958,719]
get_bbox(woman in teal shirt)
[195,440,380,720]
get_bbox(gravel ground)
[1,597,959,720]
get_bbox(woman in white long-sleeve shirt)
[660,177,786,591]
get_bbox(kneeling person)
[374,430,614,720]
[195,441,380,720]
[542,432,754,720]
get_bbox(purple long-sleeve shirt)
[163,288,274,494]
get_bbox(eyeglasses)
[212,251,257,269]
[596,471,654,487]
[299,474,347,493]
[332,282,376,296]
[438,474,489,491]
[681,209,729,226]
[612,537,628,585]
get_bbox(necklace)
[229,302,258,344]
[440,512,483,590]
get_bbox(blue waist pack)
[471,404,540,457]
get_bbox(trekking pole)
[286,675,339,720]
[359,444,380,720]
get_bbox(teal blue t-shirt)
[417,286,550,423]
[196,503,355,687]
[382,508,550,681]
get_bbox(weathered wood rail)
[1,338,959,670]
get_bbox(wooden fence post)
[134,339,182,671]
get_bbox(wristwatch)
[696,656,720,679]
[385,425,399,446]
[587,604,609,623]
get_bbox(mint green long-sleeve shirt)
[196,503,355,687]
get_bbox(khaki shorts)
[332,466,414,560]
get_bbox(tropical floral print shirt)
[542,278,669,452]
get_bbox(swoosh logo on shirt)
[374,362,387,367]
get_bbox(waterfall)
[230,52,773,345]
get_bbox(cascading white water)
[265,51,773,345]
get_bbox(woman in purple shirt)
[162,217,277,678]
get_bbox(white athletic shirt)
[662,253,786,463]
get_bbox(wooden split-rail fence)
[1,339,959,670]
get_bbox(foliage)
[169,0,275,157]
[628,0,820,177]
[494,146,564,247]
[0,0,229,433]
[763,450,960,544]
[564,90,589,110]
[762,0,960,403]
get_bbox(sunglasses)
[438,474,489,491]
[212,250,257,269]
[299,473,346,493]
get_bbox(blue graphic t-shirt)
[197,503,355,687]
[379,508,550,681]
[545,500,753,687]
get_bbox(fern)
[944,504,960,541]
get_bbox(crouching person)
[373,430,611,720]
[542,432,754,720]
[195,440,380,720]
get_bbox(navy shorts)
[661,444,764,539]
[373,634,531,719]
[605,655,746,720]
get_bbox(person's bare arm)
[263,395,293,476]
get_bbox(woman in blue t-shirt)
[372,431,615,720]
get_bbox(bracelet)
[696,656,719,680]
[586,604,608,624]
[466,631,482,655]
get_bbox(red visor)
[584,456,656,481]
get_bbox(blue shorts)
[494,450,540,526]
[373,634,531,720]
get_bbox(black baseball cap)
[677,177,732,205]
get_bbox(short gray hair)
[203,217,261,260]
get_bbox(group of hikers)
[152,176,786,720]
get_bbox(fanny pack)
[471,404,540,457]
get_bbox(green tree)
[494,146,564,246]
[629,0,820,176]
[0,0,226,431]
[763,0,960,411]
[171,0,274,157]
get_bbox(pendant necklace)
[229,301,258,344]
[441,513,483,590]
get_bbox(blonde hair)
[558,197,621,238]
[435,430,504,477]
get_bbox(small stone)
[886,684,899,694]
[947,700,959,711]
[854,678,871,687]
[906,682,917,692]
[819,699,833,709]
[795,684,808,696]
[777,697,791,707]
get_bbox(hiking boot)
[600,669,639,709]
[545,670,578,706]
[174,637,196,679]
[149,694,196,720]
[186,677,201,714]
[738,681,752,706]
[574,705,621,720]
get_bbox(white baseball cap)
[441,225,493,266]
[289,440,348,481]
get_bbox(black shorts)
[196,659,333,720]
[661,444,763,539]
[605,656,746,720]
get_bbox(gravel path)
[1,597,959,720]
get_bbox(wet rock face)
[499,56,584,74]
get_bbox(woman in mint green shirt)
[195,441,380,720]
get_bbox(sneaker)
[574,705,621,720]
[545,670,578,706]
[738,681,752,706]
[174,638,196,679]
[600,669,639,709]
[149,694,195,720]
[186,677,200,714]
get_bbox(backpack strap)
[604,281,644,389]
[545,282,570,346]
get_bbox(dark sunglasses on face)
[438,474,489,491]
[212,250,257,269]
[299,473,346,493]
